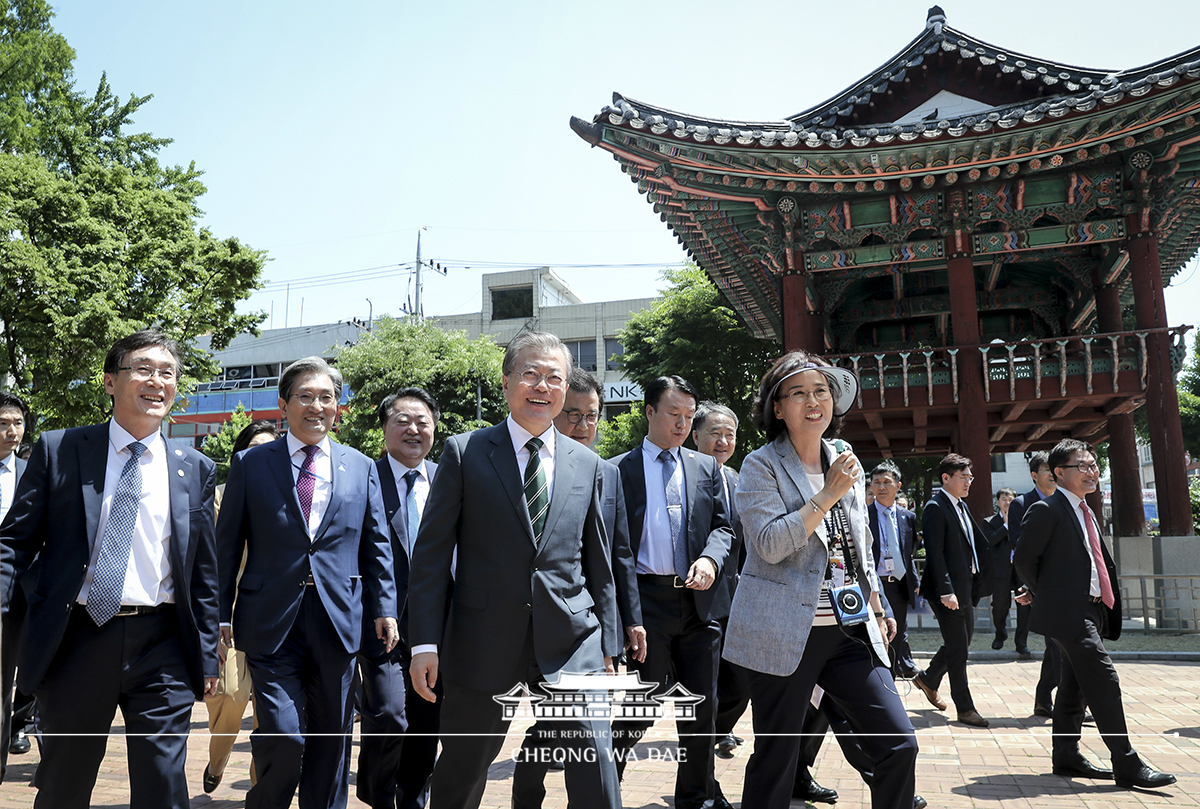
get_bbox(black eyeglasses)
[1060,462,1100,473]
[563,410,600,425]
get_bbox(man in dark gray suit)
[511,367,642,809]
[409,332,621,809]
[1014,439,1174,790]
[357,387,441,809]
[610,376,734,809]
[0,390,32,780]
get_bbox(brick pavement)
[0,658,1195,808]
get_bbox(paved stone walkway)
[0,658,1195,807]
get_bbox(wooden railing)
[825,327,1191,408]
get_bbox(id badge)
[883,558,895,573]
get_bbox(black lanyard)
[819,450,858,586]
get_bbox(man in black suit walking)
[868,462,921,680]
[357,387,441,809]
[914,453,991,728]
[408,332,621,809]
[610,376,734,809]
[984,487,1019,653]
[1,330,220,809]
[1014,439,1174,790]
[0,390,32,780]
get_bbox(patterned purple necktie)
[297,445,318,527]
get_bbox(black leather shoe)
[1016,647,1033,660]
[712,796,735,809]
[202,765,222,794]
[991,635,1005,650]
[715,733,738,759]
[1052,757,1113,779]
[914,796,927,809]
[9,730,30,755]
[793,779,839,804]
[1033,702,1053,717]
[1115,765,1176,789]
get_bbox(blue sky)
[49,0,1200,333]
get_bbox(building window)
[492,287,533,320]
[564,340,598,372]
[605,338,624,371]
[990,455,1006,473]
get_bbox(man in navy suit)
[1,330,220,809]
[610,376,734,809]
[868,461,921,680]
[984,487,1020,653]
[357,387,441,809]
[1014,439,1174,790]
[408,332,621,809]
[0,390,32,780]
[218,356,398,809]
[914,453,992,728]
[511,367,643,809]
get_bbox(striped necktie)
[87,441,146,625]
[524,438,549,543]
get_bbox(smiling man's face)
[502,345,568,436]
[383,397,435,468]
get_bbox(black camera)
[831,583,871,626]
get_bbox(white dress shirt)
[507,415,556,505]
[636,438,687,575]
[287,432,332,538]
[77,422,173,607]
[1058,488,1102,598]
[0,452,16,524]
[386,454,430,541]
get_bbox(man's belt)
[638,573,685,588]
[112,604,172,617]
[1088,595,1104,604]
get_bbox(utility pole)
[414,229,424,318]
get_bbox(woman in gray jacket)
[724,351,917,809]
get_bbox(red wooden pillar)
[945,246,992,517]
[782,272,823,353]
[1095,280,1146,536]
[1126,217,1193,535]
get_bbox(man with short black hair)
[914,453,992,728]
[0,390,33,779]
[868,462,921,680]
[357,387,442,809]
[1014,439,1174,790]
[610,376,734,809]
[2,330,220,809]
[985,487,1019,652]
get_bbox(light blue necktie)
[880,507,894,561]
[87,441,146,625]
[403,468,420,552]
[660,450,690,580]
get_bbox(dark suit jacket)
[363,456,439,659]
[1013,489,1121,641]
[1006,487,1045,550]
[601,459,642,630]
[408,422,620,692]
[613,444,734,622]
[719,466,745,606]
[0,424,219,697]
[919,489,992,606]
[868,502,920,606]
[217,438,397,657]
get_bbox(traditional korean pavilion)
[572,7,1200,536]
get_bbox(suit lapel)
[486,423,535,545]
[774,435,816,504]
[377,457,408,555]
[622,448,647,556]
[539,432,574,551]
[165,437,192,577]
[313,443,346,542]
[78,423,110,551]
[680,449,701,543]
[270,440,307,529]
[1054,491,1086,544]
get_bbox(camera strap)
[819,447,858,586]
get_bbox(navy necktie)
[524,438,549,543]
[87,441,146,625]
[403,468,420,550]
[660,450,690,580]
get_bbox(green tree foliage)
[614,264,782,464]
[200,403,253,485]
[335,316,506,460]
[1134,331,1200,461]
[0,1,265,434]
[595,406,647,461]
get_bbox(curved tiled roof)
[588,8,1200,150]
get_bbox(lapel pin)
[688,452,695,458]
[175,449,184,456]
[177,469,185,477]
